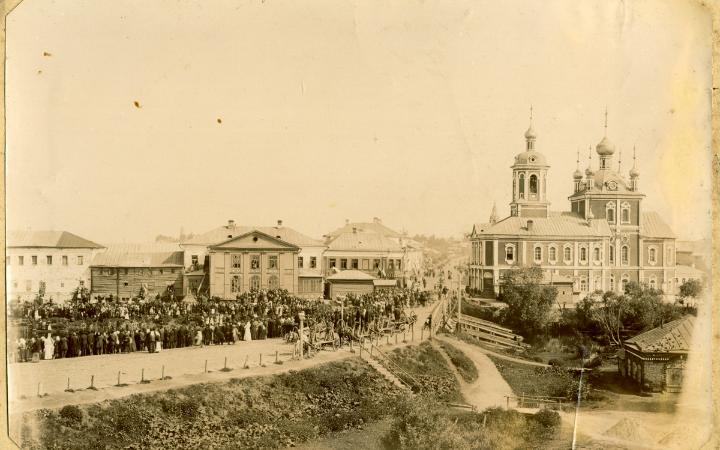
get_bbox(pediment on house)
[210,230,299,251]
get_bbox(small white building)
[6,230,104,303]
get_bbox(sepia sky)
[5,0,712,243]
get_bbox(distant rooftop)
[7,230,104,249]
[625,316,694,354]
[91,243,183,268]
[182,220,324,247]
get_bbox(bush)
[59,405,83,423]
[548,358,564,367]
[439,341,479,383]
[533,409,561,428]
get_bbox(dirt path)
[433,335,514,410]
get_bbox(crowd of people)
[9,287,436,364]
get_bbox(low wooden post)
[117,371,121,386]
[67,377,70,390]
[90,375,95,389]
[411,324,414,341]
[259,353,264,367]
[275,350,279,364]
[243,355,249,369]
[204,360,208,373]
[403,331,407,343]
[506,396,509,409]
[421,327,424,340]
[386,334,390,345]
[141,368,145,382]
[224,357,227,370]
[37,382,41,397]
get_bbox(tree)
[499,267,557,338]
[585,291,626,346]
[678,279,703,304]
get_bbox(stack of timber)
[457,314,528,351]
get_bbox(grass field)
[438,340,479,383]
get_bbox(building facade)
[6,230,104,303]
[468,117,676,303]
[322,218,424,288]
[207,230,299,298]
[182,220,325,299]
[90,244,184,300]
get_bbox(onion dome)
[524,126,537,140]
[596,136,616,156]
[630,165,640,178]
[585,166,595,177]
[573,168,584,179]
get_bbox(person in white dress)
[43,333,55,360]
[244,321,252,342]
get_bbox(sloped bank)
[19,358,404,450]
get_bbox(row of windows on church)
[606,202,631,224]
[514,174,545,199]
[473,242,671,266]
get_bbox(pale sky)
[6,0,713,243]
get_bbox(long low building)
[89,244,184,301]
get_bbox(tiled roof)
[625,316,694,353]
[327,269,376,281]
[91,243,184,267]
[326,221,403,239]
[473,212,612,237]
[641,212,675,239]
[182,225,324,247]
[327,231,404,252]
[7,230,103,249]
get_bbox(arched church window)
[593,247,600,262]
[609,245,615,264]
[580,247,587,262]
[649,277,657,290]
[548,246,557,262]
[519,174,525,198]
[606,202,616,223]
[534,246,542,262]
[610,275,615,291]
[648,248,657,264]
[529,174,538,194]
[563,246,572,262]
[621,202,631,224]
[621,245,629,265]
[621,274,629,291]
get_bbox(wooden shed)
[326,269,376,299]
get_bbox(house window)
[373,259,381,269]
[548,246,557,262]
[621,275,629,291]
[396,259,402,270]
[505,245,515,263]
[268,255,278,269]
[77,256,84,265]
[580,247,587,262]
[648,248,657,264]
[621,203,631,224]
[621,246,629,265]
[268,275,279,289]
[593,247,600,262]
[329,258,337,268]
[388,260,395,270]
[298,257,304,269]
[160,269,164,275]
[231,275,241,293]
[250,255,261,270]
[606,202,616,223]
[580,279,587,291]
[62,255,68,266]
[563,246,571,262]
[32,256,37,265]
[534,246,542,262]
[25,280,32,292]
[310,257,317,269]
[340,259,348,269]
[18,256,24,266]
[609,245,615,264]
[649,277,657,290]
[232,254,242,269]
[191,255,199,266]
[352,259,359,269]
[250,275,260,290]
[47,255,53,265]
[610,275,615,291]
[362,259,369,270]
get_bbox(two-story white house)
[6,230,105,303]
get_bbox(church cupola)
[510,107,550,218]
[596,110,616,170]
[629,146,640,191]
[573,150,583,193]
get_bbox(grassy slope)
[438,340,479,383]
[21,358,402,450]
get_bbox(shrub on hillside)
[439,341,479,383]
[533,409,561,428]
[59,405,82,424]
[548,358,564,367]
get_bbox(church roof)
[473,212,612,237]
[8,230,104,249]
[641,212,675,239]
[182,224,324,247]
[625,316,694,354]
[513,150,547,166]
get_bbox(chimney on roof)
[353,227,357,234]
[227,219,235,228]
[345,219,350,225]
[373,217,382,224]
[526,220,534,232]
[277,219,283,227]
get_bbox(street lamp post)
[298,311,306,359]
